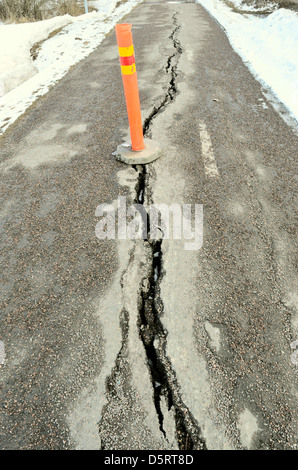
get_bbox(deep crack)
[101,11,207,450]
[139,238,168,438]
[134,13,207,450]
[137,227,207,450]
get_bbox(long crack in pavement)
[143,12,182,137]
[99,12,207,451]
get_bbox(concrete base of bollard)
[115,138,162,165]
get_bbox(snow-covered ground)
[0,0,143,134]
[197,1,298,126]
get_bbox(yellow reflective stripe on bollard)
[121,63,136,75]
[118,45,135,57]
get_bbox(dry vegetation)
[0,0,296,23]
[0,0,90,22]
[227,0,298,13]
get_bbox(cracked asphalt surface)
[0,0,297,450]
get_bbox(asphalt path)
[0,0,297,450]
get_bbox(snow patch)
[0,0,143,135]
[197,1,298,125]
[237,408,259,449]
[205,321,221,352]
[0,15,74,94]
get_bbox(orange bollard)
[116,24,145,152]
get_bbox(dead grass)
[55,0,84,16]
[7,15,39,23]
[116,0,130,7]
[0,0,95,23]
[0,1,45,22]
[225,0,298,14]
[222,0,274,14]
